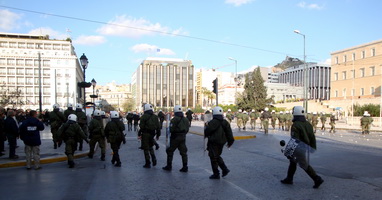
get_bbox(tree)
[121,98,135,112]
[237,67,268,111]
[0,85,24,108]
[201,87,215,107]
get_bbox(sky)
[0,0,381,85]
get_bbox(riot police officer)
[204,106,235,179]
[75,104,88,151]
[105,111,126,167]
[49,104,65,149]
[88,110,106,161]
[162,105,189,172]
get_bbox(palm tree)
[201,87,215,107]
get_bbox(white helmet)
[272,110,275,113]
[322,112,325,115]
[212,106,223,115]
[144,104,153,111]
[243,111,247,114]
[159,110,162,112]
[366,113,371,117]
[292,106,305,116]
[67,103,73,108]
[285,110,289,114]
[94,110,102,117]
[264,107,269,111]
[238,109,242,113]
[313,112,317,115]
[227,109,231,112]
[76,104,83,109]
[53,104,60,109]
[252,109,255,112]
[187,108,191,111]
[110,111,119,118]
[101,111,106,116]
[68,114,77,122]
[280,111,283,114]
[174,105,182,113]
[363,111,369,116]
[332,112,335,116]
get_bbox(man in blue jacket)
[20,110,45,170]
[4,109,19,159]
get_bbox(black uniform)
[126,113,134,131]
[158,111,165,130]
[133,113,140,131]
[185,110,194,127]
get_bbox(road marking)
[204,169,261,200]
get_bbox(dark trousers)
[111,142,122,164]
[285,160,318,181]
[142,133,156,164]
[127,122,133,131]
[208,143,228,175]
[0,137,5,151]
[166,135,188,167]
[8,136,17,158]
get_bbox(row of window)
[0,58,51,67]
[334,87,377,97]
[1,49,71,57]
[0,77,50,85]
[333,66,375,80]
[0,41,70,50]
[335,48,376,64]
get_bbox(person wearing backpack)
[204,106,235,179]
[162,105,189,172]
[88,110,106,161]
[49,104,65,149]
[57,114,88,168]
[105,111,126,167]
[138,104,161,168]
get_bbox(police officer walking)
[64,103,75,119]
[105,111,126,167]
[280,106,324,189]
[225,109,233,124]
[204,106,235,179]
[329,112,336,133]
[158,110,165,129]
[139,104,161,168]
[49,104,65,149]
[162,105,189,172]
[88,110,106,161]
[260,107,272,134]
[75,104,88,151]
[133,112,140,132]
[126,111,134,131]
[320,112,327,131]
[185,108,194,127]
[58,114,88,168]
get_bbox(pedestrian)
[88,110,106,161]
[320,112,327,131]
[280,106,324,189]
[185,108,194,127]
[57,114,88,168]
[260,107,271,134]
[311,112,319,133]
[126,111,134,131]
[105,111,126,167]
[138,104,161,168]
[329,112,336,133]
[271,110,277,130]
[64,103,75,119]
[204,106,234,179]
[236,109,243,131]
[49,104,65,149]
[4,109,19,159]
[158,110,165,129]
[75,104,88,151]
[133,112,140,131]
[162,105,189,172]
[19,110,44,170]
[0,107,6,156]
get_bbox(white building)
[132,57,195,111]
[265,82,304,103]
[0,32,83,110]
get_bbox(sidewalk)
[0,125,90,168]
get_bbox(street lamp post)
[228,57,238,105]
[91,78,97,104]
[79,53,88,106]
[294,30,308,112]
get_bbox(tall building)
[132,57,195,111]
[331,39,382,100]
[0,32,83,110]
[265,83,303,102]
[278,63,331,100]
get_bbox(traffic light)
[212,78,218,94]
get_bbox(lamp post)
[91,78,97,103]
[228,57,237,105]
[79,53,88,106]
[294,30,308,112]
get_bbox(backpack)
[145,115,159,131]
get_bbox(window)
[343,89,347,97]
[361,50,365,58]
[360,88,364,96]
[342,71,347,80]
[334,72,338,81]
[335,57,338,64]
[360,68,365,77]
[335,90,338,97]
[351,89,355,96]
[351,70,355,78]
[370,66,375,76]
[352,53,356,61]
[371,48,376,57]
[371,87,375,95]
[343,55,347,62]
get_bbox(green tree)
[121,98,135,112]
[193,104,204,113]
[0,85,24,108]
[201,87,215,107]
[237,67,268,111]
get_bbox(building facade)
[278,63,331,100]
[331,39,382,100]
[265,82,304,103]
[0,32,83,110]
[132,57,195,111]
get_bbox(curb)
[0,151,89,169]
[189,131,256,140]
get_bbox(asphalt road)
[1,125,382,200]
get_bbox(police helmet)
[53,104,60,109]
[292,106,305,116]
[110,111,119,118]
[76,104,83,109]
[144,104,153,111]
[212,106,223,115]
[174,105,182,113]
[264,107,269,111]
[67,103,73,108]
[94,110,102,117]
[68,114,77,122]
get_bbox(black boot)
[280,178,293,184]
[162,165,172,171]
[313,176,324,189]
[68,161,75,168]
[152,158,157,166]
[88,153,93,159]
[179,166,188,173]
[54,142,57,149]
[222,169,230,177]
[209,174,220,179]
[115,162,121,167]
[111,156,116,164]
[101,154,105,161]
[155,143,160,150]
[143,162,151,168]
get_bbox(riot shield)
[165,113,171,148]
[281,138,315,170]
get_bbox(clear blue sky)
[1,0,381,85]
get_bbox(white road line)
[204,169,261,200]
